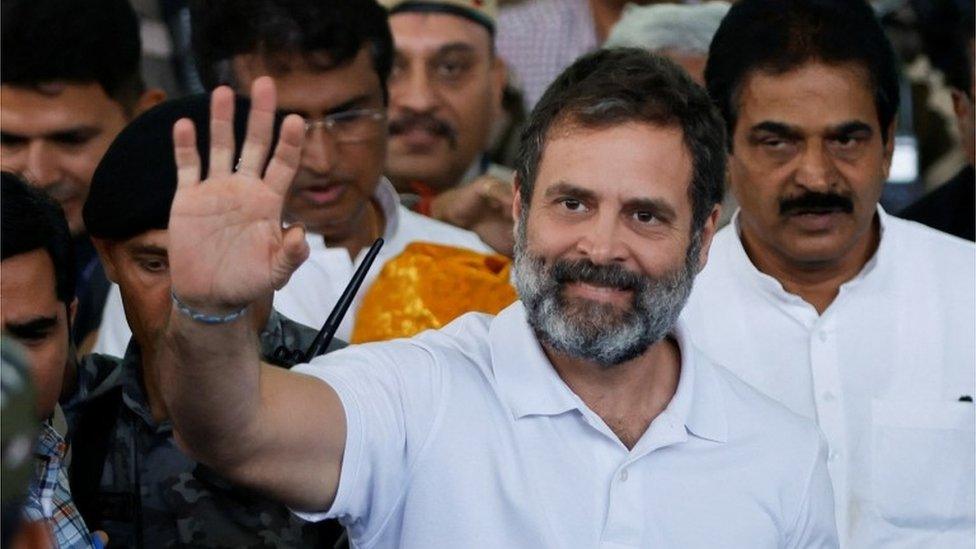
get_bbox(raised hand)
[431,174,515,257]
[168,77,310,314]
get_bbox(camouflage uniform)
[62,311,344,548]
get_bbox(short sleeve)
[289,340,447,540]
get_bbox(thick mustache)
[388,112,457,144]
[779,192,854,216]
[551,259,644,292]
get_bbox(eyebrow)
[5,315,59,338]
[827,121,874,137]
[283,94,376,119]
[543,181,598,203]
[749,121,803,140]
[128,244,168,256]
[1,125,101,141]
[434,42,478,57]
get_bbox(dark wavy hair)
[515,48,726,235]
[1,172,75,303]
[191,0,394,101]
[1,0,144,112]
[706,0,901,148]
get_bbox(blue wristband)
[171,291,248,324]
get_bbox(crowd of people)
[0,0,973,547]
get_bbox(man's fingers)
[264,114,306,196]
[273,224,310,289]
[209,86,236,178]
[236,76,278,178]
[173,118,201,189]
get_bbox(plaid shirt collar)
[25,421,96,548]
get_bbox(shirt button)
[829,450,840,462]
[619,469,629,482]
[818,330,828,342]
[822,391,836,402]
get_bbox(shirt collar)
[33,421,66,460]
[488,303,728,444]
[489,302,587,419]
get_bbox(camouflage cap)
[1,338,39,507]
[380,0,496,33]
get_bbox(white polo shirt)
[681,208,976,547]
[92,179,490,355]
[292,302,838,548]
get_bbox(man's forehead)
[0,250,59,305]
[232,48,384,113]
[735,61,879,131]
[390,11,492,55]
[0,83,117,132]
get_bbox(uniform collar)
[488,302,728,443]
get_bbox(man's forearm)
[157,305,263,471]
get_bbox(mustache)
[388,112,458,145]
[551,259,645,292]
[779,192,854,216]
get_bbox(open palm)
[168,78,310,314]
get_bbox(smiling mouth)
[564,282,633,305]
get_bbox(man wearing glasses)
[92,0,491,355]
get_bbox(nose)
[794,140,835,193]
[576,212,629,266]
[392,66,439,116]
[301,127,339,175]
[23,141,61,188]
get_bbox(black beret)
[84,93,284,241]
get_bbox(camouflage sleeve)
[259,309,347,368]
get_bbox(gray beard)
[512,222,700,367]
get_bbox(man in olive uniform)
[63,95,344,547]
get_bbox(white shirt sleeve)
[786,434,840,548]
[290,340,447,540]
[92,284,132,357]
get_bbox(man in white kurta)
[682,210,975,547]
[93,178,488,354]
[683,0,976,545]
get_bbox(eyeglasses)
[302,108,386,144]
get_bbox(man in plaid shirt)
[1,173,100,548]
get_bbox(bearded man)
[154,49,838,547]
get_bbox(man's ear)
[881,118,898,180]
[92,238,120,283]
[695,205,722,272]
[68,297,78,325]
[490,56,508,115]
[135,87,167,116]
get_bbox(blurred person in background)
[382,0,516,255]
[0,0,165,352]
[496,0,671,112]
[900,10,974,241]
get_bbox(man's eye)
[139,259,168,273]
[435,60,469,80]
[633,211,656,224]
[52,133,92,146]
[560,198,585,211]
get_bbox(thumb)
[272,224,310,290]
